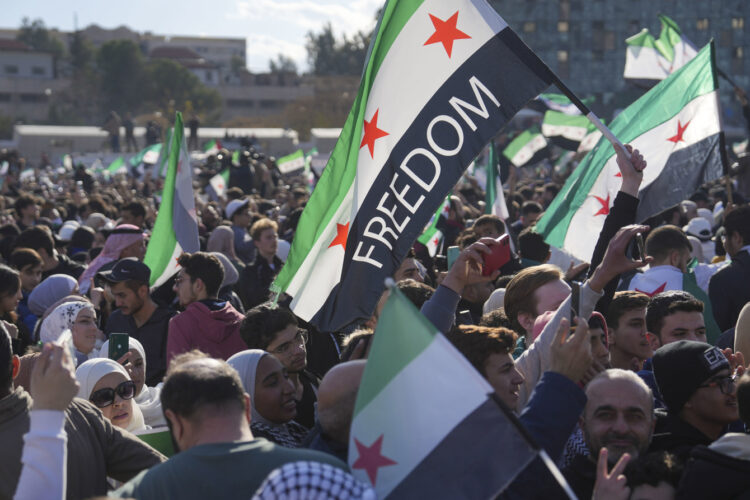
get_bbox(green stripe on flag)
[626,29,657,48]
[656,14,682,62]
[106,156,125,174]
[143,115,184,286]
[273,0,425,295]
[535,43,716,248]
[353,285,435,418]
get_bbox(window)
[558,21,569,32]
[4,65,18,75]
[557,50,569,62]
[732,17,744,29]
[19,93,46,103]
[31,66,45,76]
[259,99,281,108]
[523,22,536,33]
[696,18,709,30]
[205,71,213,81]
[735,47,744,59]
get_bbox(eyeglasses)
[698,374,737,395]
[269,329,309,355]
[89,380,136,408]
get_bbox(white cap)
[226,199,250,220]
[57,220,80,242]
[683,217,712,241]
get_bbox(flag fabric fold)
[272,0,555,332]
[277,149,306,174]
[541,110,592,151]
[348,285,539,498]
[485,142,509,218]
[536,42,725,262]
[143,112,200,288]
[624,15,697,84]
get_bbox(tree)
[97,40,144,117]
[142,59,222,122]
[16,18,65,75]
[269,54,298,75]
[305,20,374,76]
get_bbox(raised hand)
[592,448,631,500]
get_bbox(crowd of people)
[0,129,749,500]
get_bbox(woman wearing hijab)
[207,225,244,273]
[227,349,308,448]
[210,251,245,314]
[75,358,147,433]
[78,224,146,295]
[97,337,166,428]
[40,300,102,365]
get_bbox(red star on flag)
[424,11,471,58]
[328,222,350,249]
[360,109,389,158]
[614,172,622,178]
[636,282,667,297]
[352,435,397,485]
[593,194,610,216]
[667,120,691,143]
[433,236,439,247]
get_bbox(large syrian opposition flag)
[535,42,725,262]
[143,112,200,288]
[349,285,540,497]
[541,110,591,151]
[503,126,548,167]
[624,15,697,85]
[272,0,555,332]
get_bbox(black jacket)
[237,254,283,310]
[649,409,715,463]
[677,436,750,500]
[709,250,750,332]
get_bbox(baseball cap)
[683,217,712,242]
[98,258,151,284]
[226,199,250,220]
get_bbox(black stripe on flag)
[310,29,554,332]
[387,397,538,499]
[636,132,725,221]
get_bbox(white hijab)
[40,301,93,344]
[75,358,147,433]
[227,349,272,426]
[96,337,166,428]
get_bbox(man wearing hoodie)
[676,371,750,498]
[166,252,246,365]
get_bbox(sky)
[5,0,383,72]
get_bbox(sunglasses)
[89,380,136,408]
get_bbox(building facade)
[490,0,748,123]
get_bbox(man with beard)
[562,369,655,500]
[102,258,175,386]
[240,304,318,429]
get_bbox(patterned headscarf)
[78,224,145,294]
[252,461,376,500]
[40,301,94,344]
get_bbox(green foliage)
[269,53,298,75]
[305,23,371,76]
[17,18,65,59]
[142,60,222,121]
[97,40,144,115]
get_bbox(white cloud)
[246,33,308,71]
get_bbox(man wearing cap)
[101,258,176,386]
[226,198,256,265]
[709,205,750,332]
[650,340,739,460]
[684,216,715,263]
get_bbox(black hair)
[240,303,298,350]
[724,204,750,246]
[14,227,54,256]
[177,252,224,298]
[518,227,550,262]
[646,290,703,339]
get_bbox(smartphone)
[108,333,130,361]
[456,310,474,325]
[482,234,512,276]
[447,246,460,270]
[628,232,646,261]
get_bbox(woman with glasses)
[227,349,308,448]
[97,337,166,428]
[75,358,147,433]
